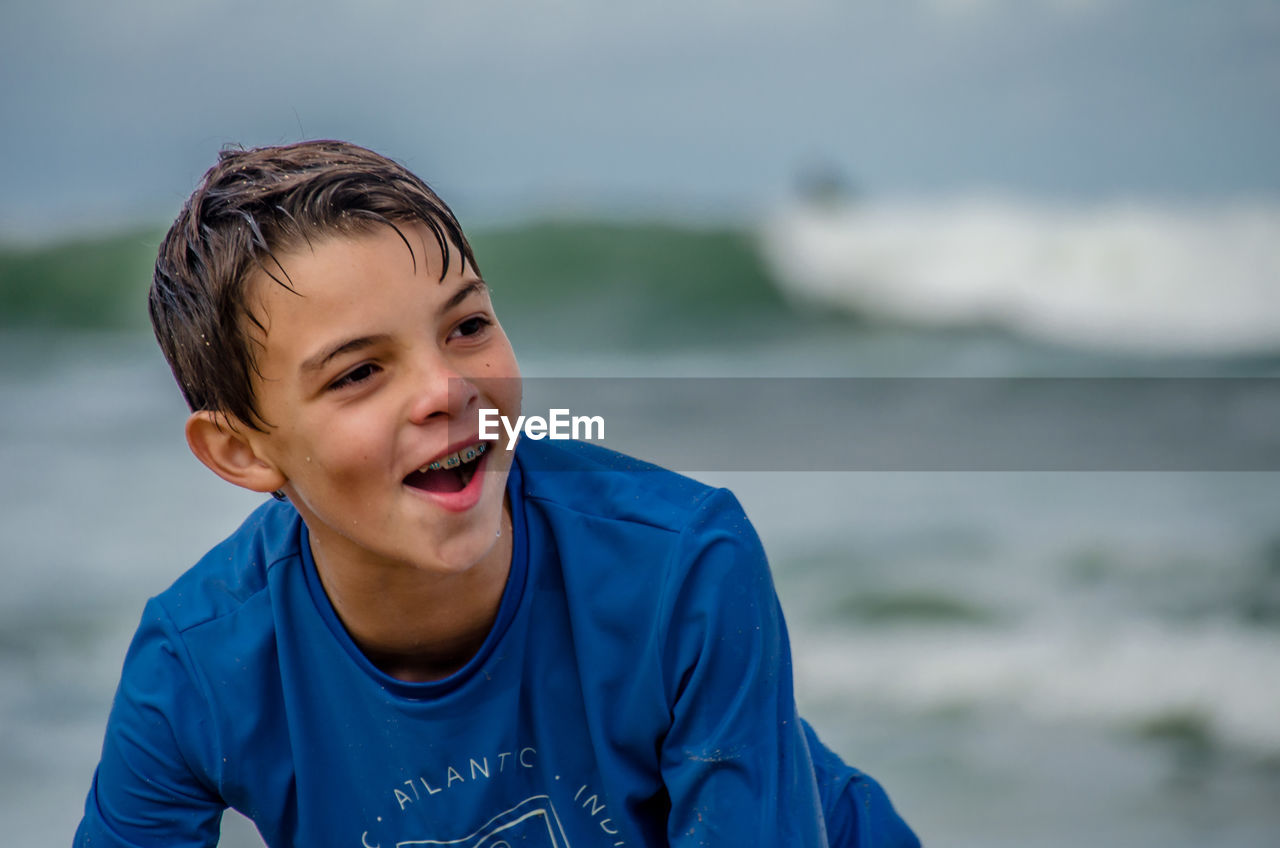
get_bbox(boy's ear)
[185,411,287,494]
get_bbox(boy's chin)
[430,499,508,567]
[427,529,505,576]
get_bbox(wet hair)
[150,139,477,431]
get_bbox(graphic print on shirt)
[393,795,571,847]
[362,744,628,847]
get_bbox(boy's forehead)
[278,220,462,278]
[250,222,462,297]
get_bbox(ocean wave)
[794,619,1280,758]
[758,197,1280,355]
[1,221,785,343]
[14,208,1280,361]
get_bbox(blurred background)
[2,1,1279,845]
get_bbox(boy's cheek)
[470,375,523,419]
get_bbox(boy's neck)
[307,508,514,684]
[358,622,498,683]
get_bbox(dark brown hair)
[150,139,477,430]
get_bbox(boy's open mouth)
[404,442,488,494]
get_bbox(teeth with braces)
[420,442,487,472]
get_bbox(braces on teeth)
[422,442,487,472]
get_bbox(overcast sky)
[2,0,1278,238]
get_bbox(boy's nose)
[407,364,479,425]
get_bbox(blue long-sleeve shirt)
[77,439,917,847]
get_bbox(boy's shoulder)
[515,438,742,535]
[153,498,303,633]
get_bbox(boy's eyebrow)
[299,280,489,376]
[300,335,392,375]
[440,278,488,316]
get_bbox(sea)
[2,197,1278,846]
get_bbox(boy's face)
[239,223,521,579]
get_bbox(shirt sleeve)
[805,720,921,848]
[75,599,226,847]
[658,489,829,846]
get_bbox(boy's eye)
[328,362,379,391]
[451,315,492,339]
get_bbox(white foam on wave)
[758,197,1280,355]
[793,618,1280,756]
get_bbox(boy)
[76,140,918,847]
